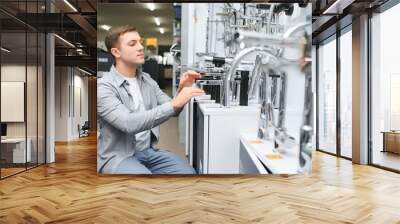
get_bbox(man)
[97,25,204,174]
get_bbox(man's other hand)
[178,70,201,92]
[172,87,204,111]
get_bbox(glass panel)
[371,3,400,171]
[0,1,46,178]
[38,32,45,165]
[27,31,38,169]
[0,1,29,32]
[0,1,27,12]
[339,29,352,158]
[318,37,337,154]
[1,8,27,177]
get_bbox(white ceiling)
[97,3,174,47]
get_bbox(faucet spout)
[223,47,278,107]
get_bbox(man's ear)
[110,47,121,59]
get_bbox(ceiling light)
[147,3,155,11]
[154,17,161,26]
[76,48,86,56]
[159,28,164,34]
[78,67,92,76]
[100,24,111,31]
[322,0,353,15]
[63,0,78,12]
[54,34,75,48]
[1,47,11,53]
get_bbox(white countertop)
[194,95,260,116]
[240,133,300,174]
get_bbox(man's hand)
[177,70,201,92]
[172,87,204,111]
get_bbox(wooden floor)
[1,167,26,178]
[0,135,400,223]
[372,151,400,171]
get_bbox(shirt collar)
[110,65,144,87]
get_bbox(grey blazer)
[97,66,175,173]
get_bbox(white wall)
[181,3,208,68]
[55,66,68,141]
[1,64,46,164]
[206,3,228,57]
[179,3,209,146]
[54,67,89,141]
[1,65,37,138]
[72,73,89,138]
[1,66,26,127]
[97,41,106,51]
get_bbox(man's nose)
[138,42,144,51]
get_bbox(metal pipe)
[298,62,313,173]
[271,75,279,108]
[202,55,258,66]
[283,22,310,39]
[292,22,313,173]
[276,72,287,131]
[258,71,273,140]
[278,22,311,58]
[264,71,274,140]
[266,4,275,35]
[274,72,298,150]
[235,30,307,48]
[223,46,278,107]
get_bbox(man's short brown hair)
[104,25,137,53]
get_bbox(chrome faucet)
[298,56,313,173]
[223,46,279,107]
[274,72,296,150]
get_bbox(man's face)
[112,31,145,66]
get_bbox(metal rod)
[248,55,262,100]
